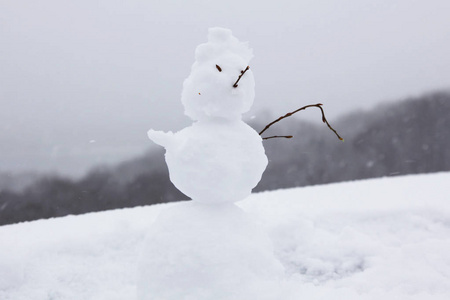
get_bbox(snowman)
[147,28,267,204]
[138,28,284,300]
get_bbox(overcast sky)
[1,0,449,177]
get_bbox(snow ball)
[182,27,255,121]
[163,120,267,203]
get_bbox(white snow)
[1,172,450,300]
[137,202,284,300]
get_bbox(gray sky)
[1,0,449,177]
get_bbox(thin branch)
[316,104,344,141]
[259,104,322,136]
[233,66,250,88]
[259,103,344,141]
[262,135,293,140]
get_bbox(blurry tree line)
[1,91,449,225]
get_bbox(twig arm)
[259,103,343,141]
[262,135,293,140]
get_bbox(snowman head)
[181,28,255,121]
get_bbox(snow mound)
[1,172,450,299]
[137,202,284,300]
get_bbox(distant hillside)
[1,91,449,225]
[0,172,41,193]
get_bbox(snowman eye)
[215,64,222,72]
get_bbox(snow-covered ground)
[1,172,450,300]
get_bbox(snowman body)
[139,28,284,300]
[137,201,284,300]
[151,119,267,203]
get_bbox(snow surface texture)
[1,172,450,300]
[148,27,266,204]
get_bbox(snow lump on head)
[181,27,255,121]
